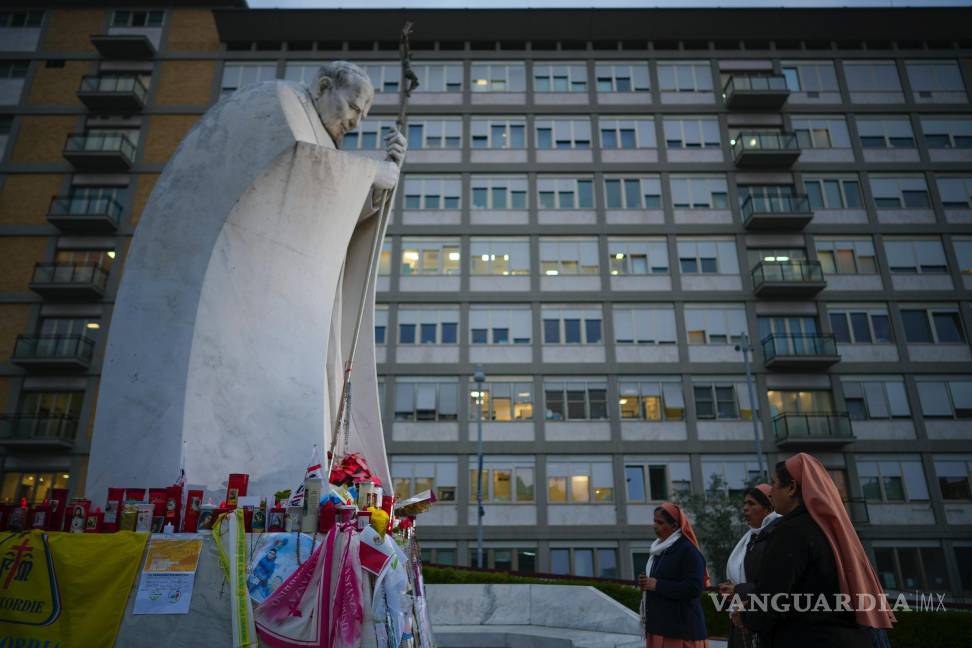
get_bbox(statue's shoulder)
[203,80,328,148]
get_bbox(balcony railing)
[773,412,854,447]
[77,74,148,111]
[722,74,790,108]
[29,263,109,298]
[751,260,826,297]
[740,193,813,230]
[90,34,156,59]
[12,335,95,369]
[47,195,122,232]
[63,133,136,170]
[761,333,840,369]
[731,132,801,167]
[0,415,78,448]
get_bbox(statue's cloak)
[85,81,390,499]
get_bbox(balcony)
[77,75,148,111]
[0,416,78,449]
[773,413,854,448]
[29,264,109,299]
[731,132,801,168]
[11,336,95,370]
[90,34,156,59]
[752,260,826,297]
[761,333,840,370]
[47,195,122,232]
[63,133,136,171]
[722,74,790,109]
[740,194,813,230]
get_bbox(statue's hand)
[373,161,400,191]
[384,128,407,167]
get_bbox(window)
[937,177,972,209]
[803,176,862,209]
[599,118,656,149]
[469,381,533,421]
[0,472,70,505]
[901,308,965,344]
[670,176,729,209]
[360,63,399,93]
[542,306,603,345]
[407,119,462,149]
[955,239,972,275]
[869,176,930,209]
[403,176,461,209]
[857,459,929,503]
[595,63,650,92]
[544,380,608,421]
[781,61,838,92]
[60,186,123,217]
[844,61,902,93]
[17,390,82,422]
[884,239,948,274]
[658,62,713,92]
[374,306,387,344]
[471,176,527,210]
[283,61,321,85]
[906,60,967,98]
[400,238,460,275]
[470,118,525,149]
[0,11,43,27]
[663,117,720,149]
[916,380,972,419]
[604,176,661,210]
[608,238,669,275]
[378,241,391,276]
[393,378,458,422]
[613,306,677,346]
[535,119,591,150]
[843,379,911,420]
[766,390,834,416]
[829,307,893,344]
[857,117,916,149]
[738,185,800,214]
[677,238,738,274]
[684,306,747,345]
[537,177,594,209]
[111,10,164,27]
[421,547,456,566]
[921,117,972,149]
[539,238,599,275]
[343,118,396,150]
[550,547,618,578]
[470,62,525,92]
[533,63,587,92]
[791,116,851,149]
[934,459,972,500]
[815,239,877,274]
[469,458,534,502]
[469,306,531,345]
[546,459,614,502]
[0,116,11,136]
[397,307,459,345]
[701,458,763,495]
[221,62,276,94]
[470,239,529,277]
[0,60,28,79]
[412,63,462,92]
[874,546,949,591]
[391,456,457,502]
[625,461,690,502]
[54,248,115,271]
[694,383,753,420]
[619,380,685,421]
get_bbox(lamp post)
[473,364,486,569]
[735,332,766,480]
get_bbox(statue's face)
[315,77,374,145]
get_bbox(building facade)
[1,2,971,592]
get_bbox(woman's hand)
[718,581,735,595]
[638,574,657,591]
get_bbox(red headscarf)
[754,483,772,500]
[785,453,895,629]
[660,502,710,587]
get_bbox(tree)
[675,474,747,584]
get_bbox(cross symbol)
[3,538,33,589]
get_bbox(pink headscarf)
[754,483,772,501]
[785,453,895,629]
[660,501,710,587]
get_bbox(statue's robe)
[85,81,391,500]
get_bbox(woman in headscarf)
[720,484,780,648]
[740,453,895,647]
[638,502,709,648]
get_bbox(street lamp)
[473,364,486,569]
[734,332,766,481]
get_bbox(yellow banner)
[0,530,148,648]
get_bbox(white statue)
[85,62,406,501]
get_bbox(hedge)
[421,565,972,647]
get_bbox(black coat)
[642,535,708,641]
[740,505,871,648]
[727,517,780,648]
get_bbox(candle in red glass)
[29,504,51,530]
[164,485,182,528]
[125,488,146,503]
[225,474,248,507]
[68,499,90,533]
[85,508,104,533]
[267,506,285,531]
[103,487,125,532]
[183,490,203,532]
[48,488,69,532]
[0,503,13,531]
[318,501,336,532]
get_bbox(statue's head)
[310,61,375,145]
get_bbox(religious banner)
[0,530,148,648]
